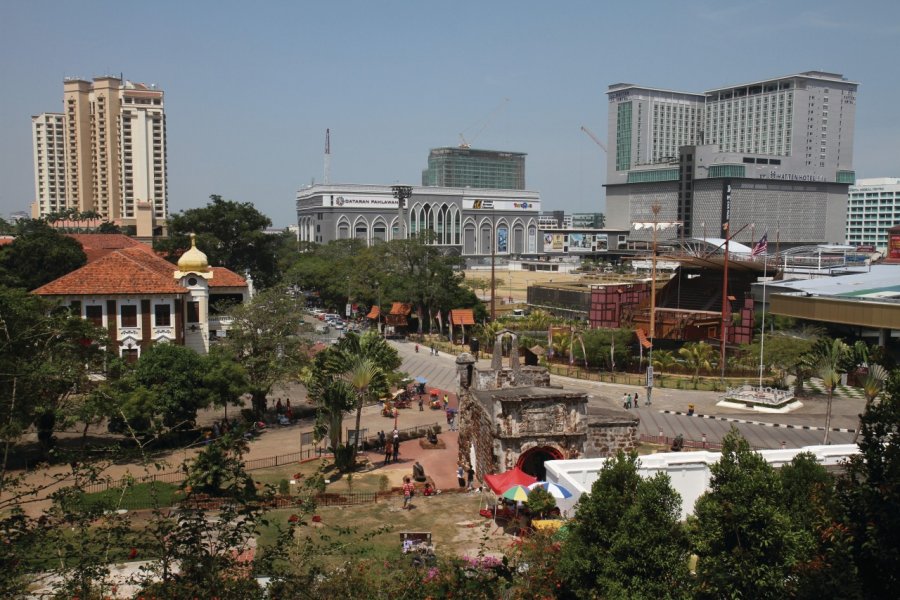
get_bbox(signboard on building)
[542,232,608,253]
[329,195,399,208]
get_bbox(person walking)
[443,394,449,410]
[384,439,393,465]
[633,392,639,408]
[415,343,419,353]
[622,392,629,409]
[392,438,400,463]
[402,476,415,510]
[457,463,466,488]
[418,395,424,411]
[466,464,475,491]
[377,430,386,452]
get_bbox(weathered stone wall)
[584,415,640,458]
[457,393,496,484]
[474,365,551,390]
[497,398,585,438]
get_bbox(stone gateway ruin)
[456,330,638,484]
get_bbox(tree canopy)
[0,288,108,457]
[155,195,282,288]
[0,220,87,290]
[216,285,306,414]
[286,236,479,331]
[559,451,690,599]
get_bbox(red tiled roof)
[66,233,154,263]
[450,309,475,326]
[209,267,247,288]
[33,247,186,296]
[389,302,412,316]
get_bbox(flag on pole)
[751,231,768,257]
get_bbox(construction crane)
[458,98,510,148]
[580,125,607,153]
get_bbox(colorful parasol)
[501,484,531,502]
[528,481,573,499]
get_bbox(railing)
[639,433,766,452]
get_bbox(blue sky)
[2,0,898,226]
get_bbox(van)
[324,313,341,322]
[315,324,330,334]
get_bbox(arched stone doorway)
[516,446,564,481]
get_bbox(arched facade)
[517,445,565,481]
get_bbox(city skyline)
[2,0,899,226]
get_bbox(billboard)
[542,232,608,253]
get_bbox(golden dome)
[177,233,209,273]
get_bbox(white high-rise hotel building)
[606,71,857,246]
[31,76,167,231]
[846,178,900,251]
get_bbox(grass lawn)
[79,481,182,511]
[257,490,516,565]
[251,456,395,495]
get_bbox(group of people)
[274,398,294,425]
[415,343,440,356]
[457,462,476,491]
[621,391,649,409]
[378,429,401,465]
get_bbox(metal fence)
[639,433,766,452]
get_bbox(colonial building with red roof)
[33,234,248,359]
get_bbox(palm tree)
[308,331,399,469]
[853,362,887,443]
[678,342,717,388]
[651,349,679,385]
[805,338,850,444]
[342,356,381,464]
[524,309,552,332]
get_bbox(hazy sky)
[2,0,898,226]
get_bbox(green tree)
[559,451,690,599]
[286,238,368,310]
[691,428,803,599]
[576,327,633,371]
[804,338,850,443]
[836,369,900,599]
[108,343,215,434]
[742,331,818,391]
[0,220,87,290]
[779,453,861,599]
[678,341,717,387]
[218,285,306,415]
[201,346,250,417]
[155,194,282,288]
[854,362,887,443]
[526,486,556,518]
[0,289,108,460]
[323,331,399,466]
[652,349,679,384]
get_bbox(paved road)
[389,341,861,449]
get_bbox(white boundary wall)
[545,444,858,520]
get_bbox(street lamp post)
[391,185,413,240]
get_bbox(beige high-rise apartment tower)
[32,76,167,232]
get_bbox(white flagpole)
[758,246,768,390]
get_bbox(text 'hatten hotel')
[605,71,857,247]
